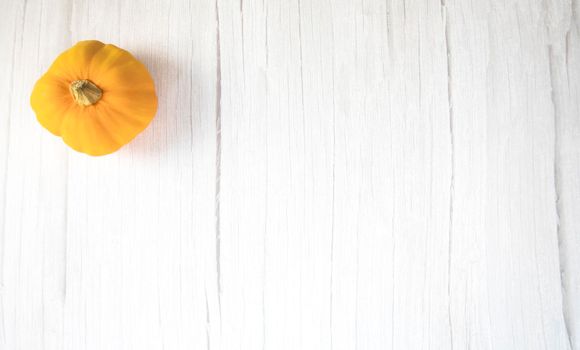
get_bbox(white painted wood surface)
[0,0,578,349]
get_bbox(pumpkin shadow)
[121,47,213,161]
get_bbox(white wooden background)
[0,0,579,349]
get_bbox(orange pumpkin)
[31,40,158,156]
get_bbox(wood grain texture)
[447,1,572,348]
[0,0,577,349]
[0,1,70,348]
[551,0,580,347]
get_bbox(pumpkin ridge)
[79,42,113,83]
[31,76,74,136]
[88,108,126,147]
[56,104,78,135]
[50,41,106,81]
[57,104,85,139]
[94,62,155,91]
[97,101,150,128]
[88,44,133,80]
[62,107,121,156]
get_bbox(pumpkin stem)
[70,79,102,106]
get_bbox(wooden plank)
[0,6,22,346]
[217,0,269,348]
[325,1,452,348]
[551,1,580,347]
[0,2,21,240]
[446,0,571,348]
[376,1,453,348]
[0,0,70,349]
[64,1,219,349]
[218,0,453,348]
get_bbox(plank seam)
[0,1,28,344]
[549,36,574,350]
[215,0,223,321]
[441,1,455,348]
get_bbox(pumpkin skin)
[31,40,158,156]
